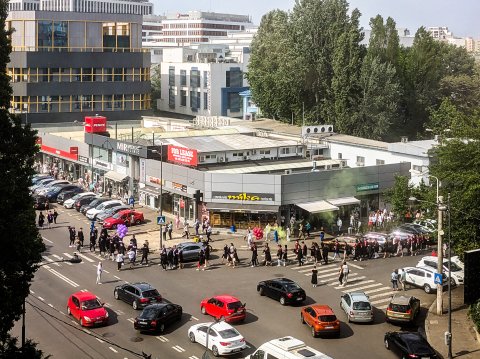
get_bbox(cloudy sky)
[153,0,480,38]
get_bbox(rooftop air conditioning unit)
[285,169,292,175]
[302,125,334,137]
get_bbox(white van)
[245,337,333,359]
[416,256,464,286]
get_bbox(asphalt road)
[12,207,437,359]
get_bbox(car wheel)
[212,345,219,357]
[79,317,83,327]
[67,306,71,315]
[189,332,195,343]
[311,327,317,338]
[114,290,119,300]
[258,287,265,296]
[279,296,286,306]
[201,306,207,315]
[159,323,165,333]
[135,219,141,225]
[424,284,432,294]
[300,314,305,324]
[384,338,390,350]
[132,301,138,310]
[450,278,456,286]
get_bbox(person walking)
[296,246,304,266]
[340,261,349,286]
[38,212,45,229]
[250,243,258,267]
[127,247,136,268]
[77,228,84,248]
[182,221,190,239]
[167,247,174,270]
[276,244,283,266]
[206,225,212,242]
[140,241,149,265]
[391,269,399,291]
[221,244,229,265]
[305,221,311,238]
[96,262,103,284]
[74,236,82,253]
[89,227,98,252]
[53,209,58,224]
[338,264,345,286]
[286,226,291,242]
[194,218,200,236]
[203,243,211,269]
[322,244,329,265]
[168,221,173,241]
[196,248,206,271]
[116,252,124,271]
[263,243,272,266]
[46,211,53,228]
[178,247,184,269]
[302,241,308,262]
[173,245,180,269]
[332,240,340,261]
[282,245,288,267]
[399,268,407,291]
[311,264,318,288]
[160,247,168,270]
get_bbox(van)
[245,336,333,359]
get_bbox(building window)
[356,156,365,166]
[226,67,242,88]
[259,149,271,155]
[376,159,385,165]
[190,91,200,111]
[168,88,175,109]
[338,153,342,159]
[233,152,244,157]
[190,69,200,88]
[228,93,240,112]
[169,66,175,86]
[203,70,208,87]
[180,90,186,106]
[203,92,208,110]
[281,148,291,155]
[180,70,186,86]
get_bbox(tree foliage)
[383,175,412,220]
[0,0,46,353]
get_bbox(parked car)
[245,337,333,359]
[362,232,388,252]
[176,242,204,262]
[64,192,96,209]
[114,282,162,310]
[413,219,437,232]
[74,195,98,212]
[80,197,111,215]
[200,295,246,323]
[385,294,420,324]
[257,278,306,306]
[67,291,108,327]
[30,175,53,188]
[134,303,182,333]
[34,179,70,195]
[56,187,85,204]
[384,331,438,358]
[403,266,448,293]
[339,292,374,323]
[33,195,49,210]
[300,304,340,337]
[416,256,464,286]
[96,205,131,223]
[86,200,123,220]
[45,184,81,203]
[188,321,247,357]
[30,177,55,193]
[450,255,464,270]
[102,209,145,229]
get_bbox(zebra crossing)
[288,255,394,310]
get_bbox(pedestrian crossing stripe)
[363,286,392,295]
[368,291,395,300]
[340,283,383,293]
[75,253,95,263]
[332,277,369,288]
[298,266,340,274]
[127,318,134,323]
[371,297,393,305]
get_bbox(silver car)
[177,242,205,262]
[340,291,374,323]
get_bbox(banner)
[167,145,198,166]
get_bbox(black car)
[33,195,49,210]
[45,184,80,203]
[74,195,97,211]
[134,303,182,333]
[257,278,306,305]
[384,331,437,358]
[57,187,84,204]
[80,197,110,215]
[114,282,162,310]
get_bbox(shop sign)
[84,116,107,133]
[148,176,164,186]
[167,145,198,167]
[93,158,112,170]
[78,155,90,164]
[41,144,78,161]
[212,191,275,202]
[173,182,187,192]
[69,147,78,154]
[117,142,141,155]
[356,182,380,192]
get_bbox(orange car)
[300,304,340,337]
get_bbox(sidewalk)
[425,287,480,359]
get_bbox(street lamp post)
[22,255,82,350]
[446,193,453,359]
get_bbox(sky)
[153,0,480,38]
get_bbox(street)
[14,208,438,359]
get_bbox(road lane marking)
[42,237,53,244]
[298,266,339,274]
[368,291,395,300]
[114,275,121,280]
[363,286,392,295]
[82,329,92,334]
[319,271,356,279]
[332,277,369,288]
[324,273,360,284]
[109,347,118,353]
[59,311,66,316]
[371,297,393,305]
[46,268,79,287]
[156,336,169,342]
[38,296,45,301]
[30,290,35,294]
[172,345,185,352]
[127,318,134,323]
[191,316,199,321]
[189,356,199,359]
[48,303,54,308]
[96,338,104,343]
[341,283,383,293]
[347,262,364,270]
[75,253,95,263]
[115,310,124,315]
[42,256,61,267]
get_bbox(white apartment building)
[8,0,153,14]
[157,47,249,118]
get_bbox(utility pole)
[436,195,444,315]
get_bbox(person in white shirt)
[96,262,103,284]
[116,252,124,271]
[340,262,349,286]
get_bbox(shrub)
[468,299,480,332]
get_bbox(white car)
[188,321,247,357]
[416,256,464,286]
[403,266,448,293]
[450,256,464,271]
[86,200,123,220]
[63,192,96,209]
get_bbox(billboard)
[167,145,198,166]
[84,116,107,133]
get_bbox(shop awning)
[327,196,360,206]
[207,202,279,213]
[104,171,129,183]
[139,186,162,197]
[297,200,339,213]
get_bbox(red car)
[67,291,108,327]
[200,295,246,323]
[102,209,144,229]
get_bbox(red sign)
[84,116,107,133]
[41,145,78,161]
[69,147,78,154]
[167,145,198,166]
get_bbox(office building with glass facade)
[7,8,151,123]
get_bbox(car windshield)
[139,307,159,320]
[445,262,462,272]
[81,299,102,310]
[142,289,159,298]
[406,338,432,353]
[284,283,301,291]
[390,304,410,312]
[227,301,243,310]
[319,315,337,322]
[71,194,82,201]
[353,301,371,310]
[112,212,125,219]
[218,328,240,339]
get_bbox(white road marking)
[114,275,121,280]
[42,237,53,244]
[45,268,79,287]
[30,290,35,294]
[172,345,185,353]
[371,297,393,305]
[109,347,118,353]
[82,329,92,334]
[347,262,364,270]
[115,310,124,315]
[332,277,369,288]
[75,253,95,263]
[80,289,88,292]
[319,271,356,279]
[298,266,339,274]
[96,338,104,343]
[72,320,79,326]
[341,283,383,293]
[42,256,61,267]
[104,270,110,274]
[48,303,54,308]
[38,296,45,301]
[191,316,199,321]
[377,304,388,310]
[189,356,199,359]
[363,286,392,295]
[52,254,73,265]
[368,291,395,300]
[127,318,134,323]
[156,335,169,342]
[59,311,66,316]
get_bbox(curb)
[425,298,445,359]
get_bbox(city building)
[6,1,152,123]
[8,0,153,14]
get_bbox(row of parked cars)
[31,174,144,229]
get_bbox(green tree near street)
[150,64,161,111]
[0,0,47,356]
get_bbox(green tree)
[150,64,161,111]
[0,0,46,354]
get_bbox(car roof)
[390,294,414,305]
[310,304,334,315]
[348,292,370,301]
[213,295,241,303]
[201,321,235,331]
[415,265,436,273]
[270,278,295,284]
[116,209,138,215]
[72,291,98,301]
[396,331,426,341]
[143,303,168,310]
[131,282,154,291]
[99,200,123,206]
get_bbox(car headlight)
[84,316,91,322]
